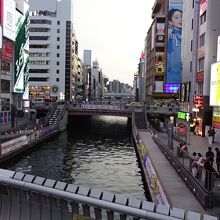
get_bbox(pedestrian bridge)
[0,169,216,220]
[68,104,134,118]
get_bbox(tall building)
[144,0,181,105]
[181,0,220,136]
[91,60,104,100]
[29,0,79,101]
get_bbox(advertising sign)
[210,63,220,106]
[155,53,165,74]
[166,0,182,84]
[180,81,190,102]
[165,83,180,93]
[0,39,13,62]
[14,1,29,98]
[194,95,203,108]
[0,26,2,49]
[0,111,11,125]
[2,0,16,41]
[217,36,220,62]
[0,135,27,156]
[177,111,191,122]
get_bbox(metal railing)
[0,169,216,220]
[150,127,219,208]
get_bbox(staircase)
[48,109,61,125]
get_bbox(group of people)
[207,126,216,146]
[191,147,220,190]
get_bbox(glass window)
[199,33,205,47]
[198,57,204,71]
[57,61,59,65]
[57,21,60,25]
[57,37,60,41]
[56,78,59,82]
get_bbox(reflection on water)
[4,116,147,200]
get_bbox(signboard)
[165,83,180,93]
[166,0,182,84]
[0,39,13,62]
[2,0,16,41]
[210,62,220,106]
[0,111,11,125]
[180,81,190,102]
[194,95,203,108]
[155,52,165,74]
[0,135,27,156]
[14,1,29,98]
[177,111,191,122]
[217,36,220,62]
[196,71,204,82]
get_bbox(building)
[29,0,80,101]
[181,0,220,136]
[144,0,180,105]
[91,60,104,100]
[0,0,30,130]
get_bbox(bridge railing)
[0,169,216,220]
[145,106,180,114]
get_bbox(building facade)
[29,0,80,101]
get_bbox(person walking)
[211,127,216,143]
[205,147,214,165]
[207,126,213,146]
[215,147,220,173]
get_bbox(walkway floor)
[138,130,205,214]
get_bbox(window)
[56,70,59,74]
[191,19,193,30]
[200,11,206,24]
[191,40,193,51]
[199,33,205,47]
[57,29,60,33]
[57,53,60,57]
[30,36,49,40]
[1,80,10,93]
[190,61,192,72]
[57,21,60,25]
[57,61,60,65]
[155,47,164,52]
[57,45,60,49]
[57,37,60,41]
[1,61,10,73]
[192,0,194,8]
[198,57,204,71]
[197,82,203,95]
[56,78,59,82]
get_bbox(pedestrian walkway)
[138,130,205,213]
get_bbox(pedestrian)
[215,147,220,173]
[205,147,214,164]
[207,126,213,146]
[211,127,216,143]
[204,157,218,191]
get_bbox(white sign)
[0,135,27,156]
[210,62,220,106]
[3,0,16,41]
[217,36,220,62]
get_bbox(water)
[4,116,147,200]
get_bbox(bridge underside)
[68,110,132,118]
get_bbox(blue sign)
[166,0,183,84]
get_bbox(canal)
[3,116,148,200]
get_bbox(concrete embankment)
[132,126,205,213]
[0,126,61,164]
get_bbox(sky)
[29,0,155,86]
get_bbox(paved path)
[139,130,205,213]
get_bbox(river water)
[4,116,147,200]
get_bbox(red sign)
[194,95,203,108]
[178,124,187,136]
[0,39,13,62]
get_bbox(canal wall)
[132,126,171,206]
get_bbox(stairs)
[48,109,61,125]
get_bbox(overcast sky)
[29,0,155,85]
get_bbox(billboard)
[210,62,220,106]
[1,0,16,41]
[200,0,207,16]
[166,0,182,84]
[0,38,13,62]
[14,0,29,99]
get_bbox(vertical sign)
[217,36,220,62]
[2,0,16,41]
[14,0,29,99]
[166,0,183,84]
